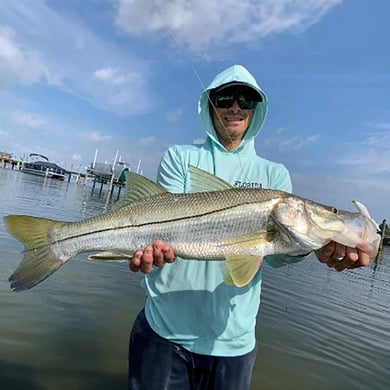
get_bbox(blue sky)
[0,0,389,222]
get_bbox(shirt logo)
[234,181,262,189]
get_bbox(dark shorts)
[128,309,257,390]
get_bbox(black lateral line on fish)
[26,202,262,250]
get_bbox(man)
[128,65,371,390]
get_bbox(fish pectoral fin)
[219,233,271,287]
[88,251,132,262]
[222,254,263,287]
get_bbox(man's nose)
[229,100,241,112]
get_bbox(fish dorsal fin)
[222,254,263,287]
[114,171,167,209]
[188,165,232,193]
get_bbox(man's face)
[210,87,257,150]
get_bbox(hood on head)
[198,64,268,151]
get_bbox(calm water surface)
[0,167,389,389]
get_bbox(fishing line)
[146,0,250,181]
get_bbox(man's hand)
[315,241,371,271]
[128,240,176,274]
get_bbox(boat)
[21,154,66,180]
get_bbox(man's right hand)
[128,240,176,274]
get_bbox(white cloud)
[363,134,390,148]
[166,108,183,123]
[115,0,342,52]
[367,121,390,130]
[84,131,112,142]
[71,154,82,162]
[263,132,320,151]
[0,26,61,86]
[94,67,143,86]
[138,136,158,146]
[90,66,150,115]
[338,148,390,174]
[362,124,390,149]
[10,110,49,128]
[0,2,151,116]
[280,134,320,151]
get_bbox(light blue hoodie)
[142,65,303,357]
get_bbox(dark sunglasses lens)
[238,95,256,109]
[213,94,257,109]
[214,95,235,108]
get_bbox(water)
[0,167,389,389]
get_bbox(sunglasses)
[211,93,259,110]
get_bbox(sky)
[0,0,389,222]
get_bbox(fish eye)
[332,207,339,214]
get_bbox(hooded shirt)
[142,64,302,357]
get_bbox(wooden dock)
[0,155,127,201]
[378,220,389,258]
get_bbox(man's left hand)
[315,241,371,271]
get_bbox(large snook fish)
[4,166,380,291]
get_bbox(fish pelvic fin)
[88,251,132,262]
[222,254,263,287]
[4,215,65,291]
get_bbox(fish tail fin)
[4,215,66,291]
